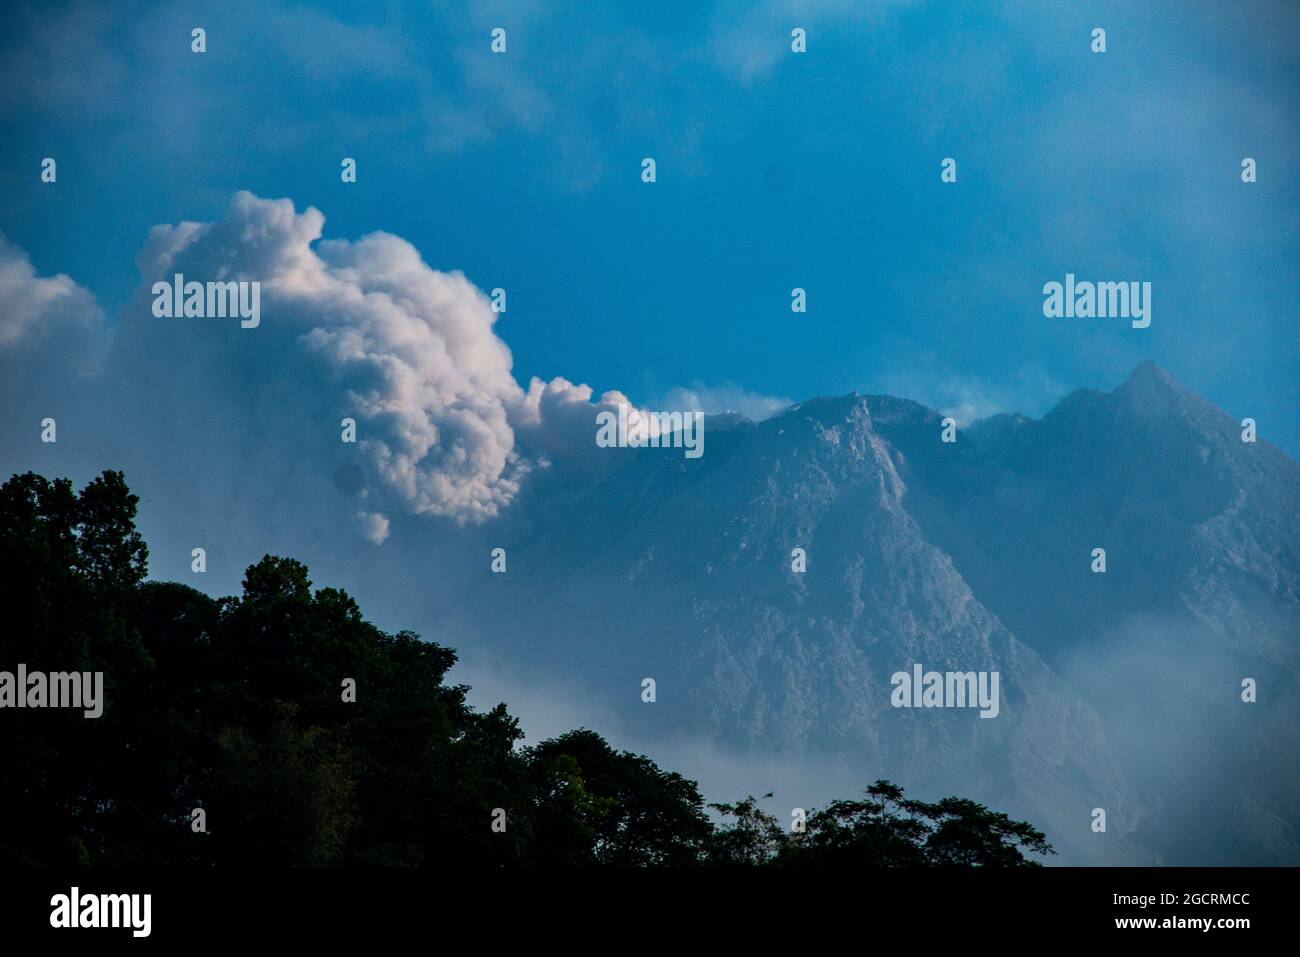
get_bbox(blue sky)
[2,0,1298,451]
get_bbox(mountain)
[450,363,1300,865]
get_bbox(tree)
[524,729,712,865]
[0,471,152,865]
[920,797,1055,866]
[704,794,788,866]
[780,780,1054,867]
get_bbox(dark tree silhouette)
[779,780,1055,867]
[526,729,713,865]
[704,794,787,866]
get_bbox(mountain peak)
[1111,360,1219,425]
[1124,360,1184,392]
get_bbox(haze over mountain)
[449,362,1300,866]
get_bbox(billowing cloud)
[2,192,763,551]
[111,191,564,536]
[512,375,648,468]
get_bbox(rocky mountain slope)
[451,363,1299,865]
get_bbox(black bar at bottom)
[0,866,1289,944]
